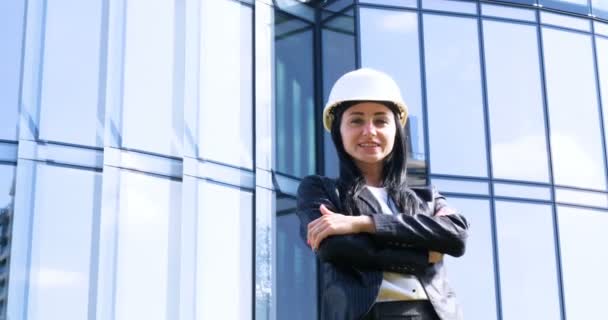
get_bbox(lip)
[357,141,381,147]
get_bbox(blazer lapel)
[355,187,382,214]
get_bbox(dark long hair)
[330,101,428,216]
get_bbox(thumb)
[319,204,332,215]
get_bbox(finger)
[308,221,325,248]
[312,224,331,249]
[319,204,331,215]
[435,207,457,217]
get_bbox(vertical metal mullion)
[590,7,608,219]
[251,0,257,318]
[417,0,431,184]
[313,5,324,320]
[476,3,503,320]
[535,9,568,320]
[354,0,361,69]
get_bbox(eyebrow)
[347,111,389,116]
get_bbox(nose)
[362,120,377,136]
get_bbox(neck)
[356,161,383,187]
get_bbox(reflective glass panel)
[423,14,488,177]
[122,0,181,156]
[558,206,608,319]
[277,195,317,320]
[322,13,355,178]
[0,164,15,318]
[481,3,537,21]
[422,0,477,14]
[200,1,253,169]
[197,181,252,320]
[445,198,497,320]
[493,0,537,5]
[596,37,608,165]
[555,187,608,207]
[431,178,489,195]
[539,0,590,15]
[114,171,181,320]
[275,11,316,177]
[0,165,15,208]
[595,21,608,36]
[38,0,104,147]
[0,1,24,141]
[360,0,417,8]
[255,187,273,319]
[542,27,606,190]
[540,11,591,32]
[493,183,552,201]
[360,8,427,165]
[483,20,550,182]
[495,201,561,320]
[26,164,100,320]
[593,0,608,20]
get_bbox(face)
[339,102,397,169]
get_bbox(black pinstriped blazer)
[296,175,469,320]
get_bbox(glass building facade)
[1,0,608,319]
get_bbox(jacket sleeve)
[368,186,469,257]
[296,175,430,274]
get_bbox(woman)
[296,68,469,320]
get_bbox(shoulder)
[408,185,435,202]
[297,175,338,195]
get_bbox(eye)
[350,118,364,125]
[374,118,389,125]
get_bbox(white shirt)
[366,185,428,302]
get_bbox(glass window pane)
[200,1,253,169]
[493,0,537,5]
[122,0,181,156]
[493,183,552,201]
[275,12,315,177]
[593,1,608,20]
[431,178,489,195]
[114,171,181,320]
[0,1,25,141]
[0,165,16,208]
[197,181,252,320]
[597,37,608,165]
[481,3,537,22]
[540,11,591,32]
[422,0,477,14]
[277,196,317,320]
[360,0,417,8]
[558,206,608,319]
[445,198,497,320]
[255,187,273,319]
[0,164,16,317]
[595,21,608,36]
[360,8,427,166]
[26,165,100,320]
[322,13,355,178]
[483,20,550,182]
[37,0,103,146]
[542,27,606,190]
[555,187,608,207]
[495,201,561,320]
[424,14,488,177]
[540,0,590,15]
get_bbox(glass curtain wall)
[6,0,255,320]
[2,1,608,320]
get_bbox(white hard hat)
[323,68,408,132]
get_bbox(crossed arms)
[296,175,469,275]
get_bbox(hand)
[307,204,373,251]
[429,251,443,264]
